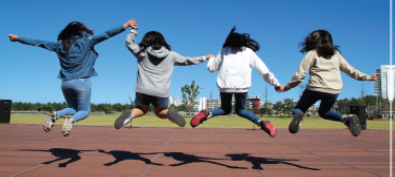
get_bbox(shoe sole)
[190,110,208,128]
[114,110,132,129]
[43,113,55,132]
[263,120,276,138]
[61,115,72,137]
[167,110,186,127]
[349,114,361,137]
[289,112,304,134]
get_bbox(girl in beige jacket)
[276,30,379,137]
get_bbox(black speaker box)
[0,100,12,123]
[350,106,367,130]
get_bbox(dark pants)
[293,89,344,122]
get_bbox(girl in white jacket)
[190,27,282,137]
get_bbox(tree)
[181,80,200,115]
[259,101,273,117]
[283,99,294,117]
[103,106,113,114]
[273,101,284,117]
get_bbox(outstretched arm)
[125,19,141,57]
[90,19,135,45]
[207,52,221,72]
[173,52,208,66]
[339,54,372,81]
[283,51,315,91]
[250,52,280,87]
[9,34,58,51]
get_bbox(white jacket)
[207,47,280,93]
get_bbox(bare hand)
[127,19,138,29]
[9,34,18,42]
[124,19,138,29]
[275,85,285,92]
[205,54,215,60]
[370,73,380,81]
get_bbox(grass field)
[9,114,394,129]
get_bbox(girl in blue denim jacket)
[9,19,136,136]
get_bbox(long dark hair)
[222,26,260,52]
[57,21,94,50]
[139,31,171,50]
[299,30,340,59]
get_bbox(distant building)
[373,68,381,97]
[193,97,207,111]
[378,65,395,99]
[246,95,261,109]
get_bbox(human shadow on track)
[98,149,163,166]
[19,148,94,167]
[163,152,247,169]
[226,153,320,170]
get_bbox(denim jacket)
[18,25,125,80]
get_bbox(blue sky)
[0,0,392,104]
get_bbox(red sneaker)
[190,110,209,128]
[261,120,276,138]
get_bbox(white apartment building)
[379,65,395,100]
[193,97,207,111]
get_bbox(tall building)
[379,65,395,99]
[373,68,381,97]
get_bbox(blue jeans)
[57,78,91,122]
[293,89,343,122]
[211,92,261,125]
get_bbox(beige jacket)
[285,50,371,94]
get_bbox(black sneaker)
[346,114,361,137]
[114,110,132,129]
[289,112,304,134]
[166,109,186,127]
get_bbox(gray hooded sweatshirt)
[126,29,206,97]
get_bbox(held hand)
[205,54,215,60]
[123,19,137,29]
[370,73,380,81]
[274,85,286,92]
[9,34,18,42]
[129,19,138,29]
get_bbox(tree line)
[10,95,393,116]
[12,101,134,114]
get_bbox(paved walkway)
[0,124,392,177]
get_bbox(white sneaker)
[61,115,74,137]
[43,112,57,132]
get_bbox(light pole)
[200,88,205,111]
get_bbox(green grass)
[9,114,394,129]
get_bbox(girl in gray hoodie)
[114,19,214,129]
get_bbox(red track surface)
[0,124,392,177]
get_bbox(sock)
[257,120,263,127]
[124,114,134,125]
[207,112,213,119]
[55,112,59,120]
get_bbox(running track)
[0,124,392,177]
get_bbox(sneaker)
[114,110,133,129]
[289,112,304,134]
[61,115,74,137]
[345,114,361,137]
[190,110,209,128]
[43,112,57,132]
[166,109,186,127]
[261,120,276,137]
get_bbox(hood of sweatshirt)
[145,46,170,59]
